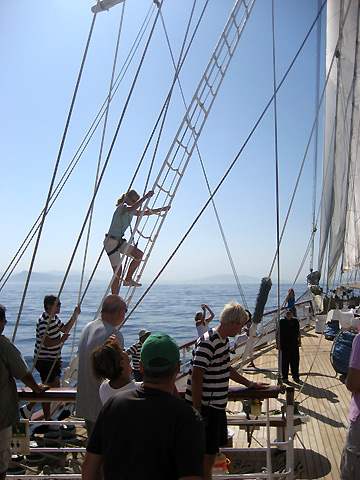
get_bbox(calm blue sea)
[0,280,305,383]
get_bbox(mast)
[310,0,323,271]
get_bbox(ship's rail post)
[285,387,295,480]
[216,386,297,479]
[12,388,83,479]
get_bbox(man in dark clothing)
[276,309,301,382]
[82,333,205,480]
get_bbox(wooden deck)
[228,323,350,479]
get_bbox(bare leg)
[111,265,122,295]
[203,453,216,480]
[124,248,143,282]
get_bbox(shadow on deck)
[232,449,331,478]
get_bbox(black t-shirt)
[87,385,205,479]
[279,317,300,350]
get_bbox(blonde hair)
[220,301,248,325]
[115,189,139,206]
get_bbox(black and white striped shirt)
[34,312,64,361]
[126,340,142,372]
[185,328,230,410]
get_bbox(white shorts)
[0,426,12,474]
[103,237,136,268]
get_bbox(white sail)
[319,0,360,285]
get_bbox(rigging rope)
[141,0,201,195]
[30,0,164,373]
[121,0,328,325]
[286,42,340,297]
[53,0,165,307]
[268,9,334,281]
[125,0,211,197]
[71,2,128,363]
[156,0,248,307]
[196,145,249,310]
[11,2,164,351]
[270,0,282,387]
[0,1,157,293]
[47,1,168,322]
[13,1,164,373]
[91,0,214,314]
[266,0,328,386]
[12,8,100,343]
[126,0,202,246]
[31,0,125,371]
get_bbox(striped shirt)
[126,340,142,372]
[185,328,230,410]
[34,312,64,361]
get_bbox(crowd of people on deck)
[2,188,359,480]
[1,293,271,480]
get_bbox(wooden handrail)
[17,387,76,403]
[178,336,197,351]
[18,385,279,403]
[178,385,279,400]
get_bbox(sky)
[0,0,326,289]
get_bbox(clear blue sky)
[0,0,325,286]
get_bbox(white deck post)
[286,387,295,480]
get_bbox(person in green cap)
[83,333,205,480]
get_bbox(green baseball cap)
[140,333,180,371]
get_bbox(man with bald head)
[76,295,126,435]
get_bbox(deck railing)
[15,386,298,479]
[177,299,314,379]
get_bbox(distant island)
[5,271,102,284]
[4,271,295,285]
[190,274,261,284]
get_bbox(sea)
[0,280,306,383]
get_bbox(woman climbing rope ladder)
[104,189,170,294]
